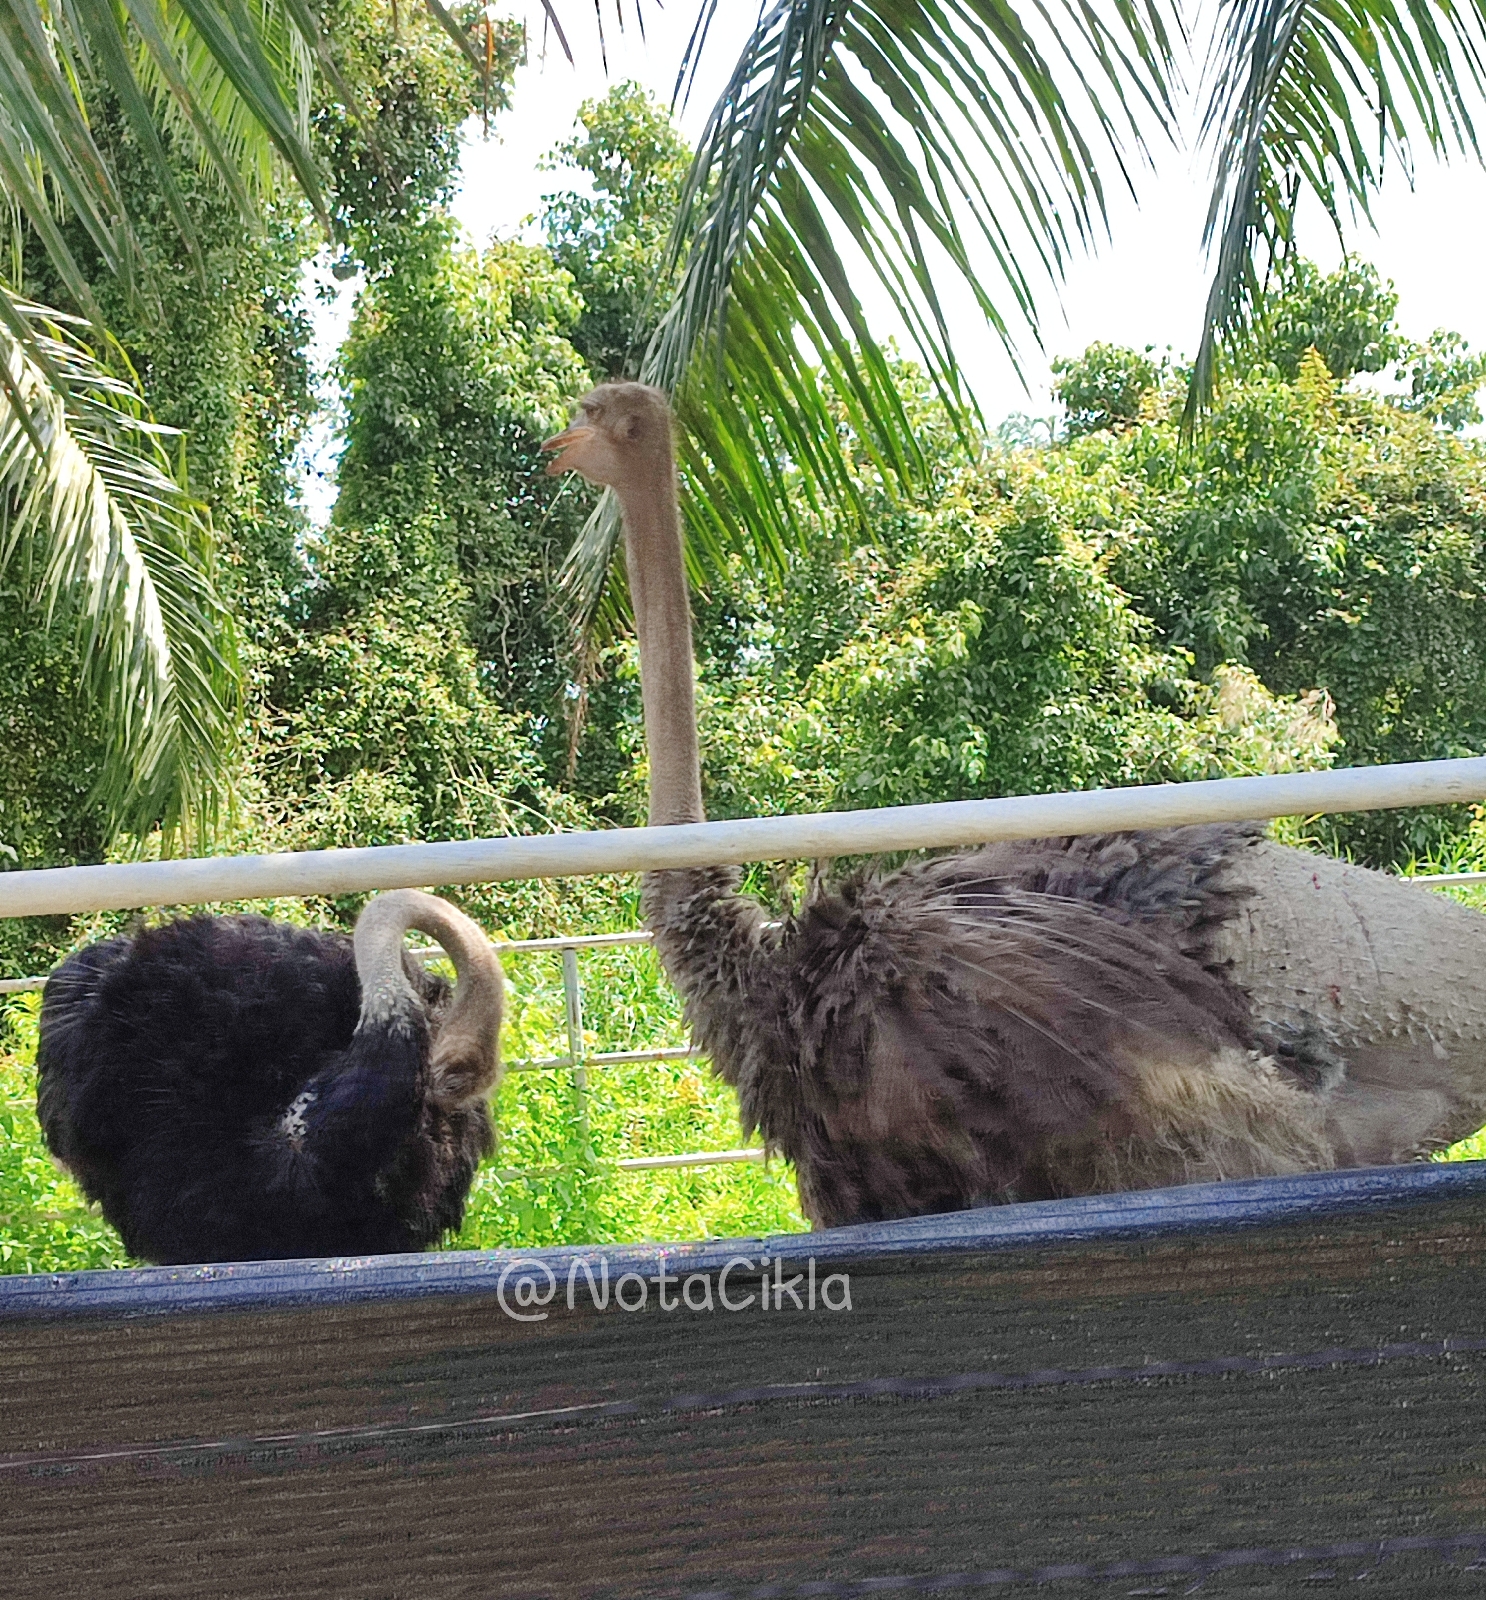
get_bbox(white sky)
[299,2,1486,520]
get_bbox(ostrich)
[544,382,1486,1228]
[36,890,505,1264]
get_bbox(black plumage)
[36,892,504,1264]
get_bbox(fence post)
[561,946,589,1146]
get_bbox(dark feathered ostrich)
[544,382,1486,1228]
[36,890,505,1264]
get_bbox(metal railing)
[3,756,1485,917]
[10,871,1486,1169]
[412,928,763,1174]
[8,756,1486,1172]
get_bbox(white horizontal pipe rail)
[508,1046,699,1074]
[4,756,1486,920]
[497,1147,765,1180]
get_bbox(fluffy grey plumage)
[644,826,1310,1225]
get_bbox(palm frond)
[0,297,241,848]
[560,0,1180,636]
[159,0,321,209]
[0,1,320,299]
[1193,0,1486,416]
[124,0,318,212]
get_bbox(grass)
[448,937,807,1250]
[0,994,133,1272]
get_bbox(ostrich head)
[541,383,674,490]
[353,890,505,1108]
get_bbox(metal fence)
[8,756,1486,1174]
[413,928,764,1174]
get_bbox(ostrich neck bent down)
[354,889,504,1107]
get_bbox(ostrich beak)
[540,423,594,476]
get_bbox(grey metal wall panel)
[4,1164,1486,1596]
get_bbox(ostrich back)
[1208,837,1486,1165]
[36,915,493,1264]
[646,825,1486,1228]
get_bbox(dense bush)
[685,453,1338,827]
[1065,293,1486,860]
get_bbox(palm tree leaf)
[120,0,264,217]
[559,0,1179,637]
[1193,0,1486,415]
[165,0,322,212]
[0,6,136,289]
[0,296,240,846]
[126,0,318,206]
[0,0,319,309]
[0,93,112,320]
[69,0,206,274]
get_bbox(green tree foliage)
[329,219,591,709]
[1052,343,1163,438]
[238,11,612,931]
[0,98,311,967]
[1051,263,1486,863]
[0,5,563,955]
[1252,256,1400,381]
[9,0,1486,827]
[1395,331,1486,430]
[684,449,1338,831]
[542,81,691,378]
[316,0,519,266]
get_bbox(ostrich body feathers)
[645,824,1486,1229]
[37,914,494,1264]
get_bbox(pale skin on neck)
[542,388,704,828]
[353,889,505,1107]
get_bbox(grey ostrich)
[37,889,505,1264]
[544,381,1486,1228]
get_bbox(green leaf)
[0,1,321,302]
[167,0,323,214]
[1193,0,1486,419]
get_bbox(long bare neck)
[613,443,704,828]
[614,433,774,1025]
[353,890,504,1106]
